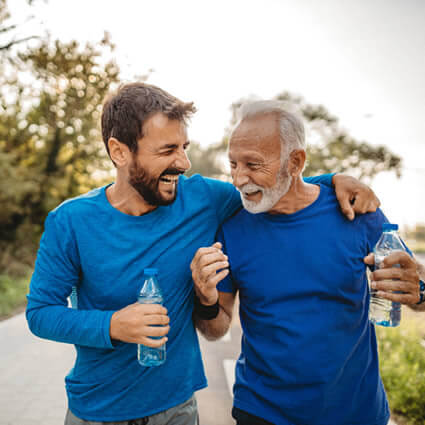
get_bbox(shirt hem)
[233,398,390,425]
[68,381,207,422]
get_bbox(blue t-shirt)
[217,184,390,425]
[26,173,333,421]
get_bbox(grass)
[0,273,30,320]
[376,309,425,425]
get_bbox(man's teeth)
[160,175,178,184]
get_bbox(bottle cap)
[144,268,158,275]
[382,223,398,231]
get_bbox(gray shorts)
[64,394,199,425]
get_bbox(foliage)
[376,316,425,424]
[0,0,40,52]
[187,140,229,180]
[0,35,120,255]
[0,0,122,273]
[405,224,425,243]
[190,92,402,181]
[0,272,31,318]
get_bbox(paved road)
[1,263,420,424]
[0,312,240,425]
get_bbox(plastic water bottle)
[137,268,166,366]
[369,223,405,327]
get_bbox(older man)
[191,101,424,425]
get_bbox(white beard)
[238,167,292,214]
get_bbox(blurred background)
[0,0,424,424]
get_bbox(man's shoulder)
[50,186,105,219]
[221,207,251,230]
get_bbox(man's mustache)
[160,168,185,176]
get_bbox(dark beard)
[128,160,180,206]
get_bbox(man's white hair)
[236,100,306,161]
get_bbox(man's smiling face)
[228,112,292,214]
[128,112,191,206]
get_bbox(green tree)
[0,0,123,272]
[189,92,402,181]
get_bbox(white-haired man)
[191,101,424,425]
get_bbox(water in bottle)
[137,268,166,366]
[369,223,405,327]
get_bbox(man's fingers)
[337,194,355,221]
[198,251,228,269]
[134,303,168,316]
[371,267,404,281]
[371,279,417,293]
[139,336,168,348]
[191,244,226,269]
[364,253,374,265]
[209,268,229,286]
[381,251,414,268]
[372,267,418,284]
[199,260,229,281]
[376,291,418,305]
[144,314,170,326]
[351,195,368,214]
[143,324,170,338]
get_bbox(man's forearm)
[26,302,115,349]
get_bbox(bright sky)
[11,0,425,227]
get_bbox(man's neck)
[106,177,157,216]
[268,176,320,215]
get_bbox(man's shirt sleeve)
[202,177,241,223]
[26,209,115,349]
[304,173,334,186]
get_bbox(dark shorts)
[64,394,198,425]
[232,406,274,425]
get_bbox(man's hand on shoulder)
[333,174,380,220]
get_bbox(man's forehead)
[232,112,279,140]
[143,112,187,136]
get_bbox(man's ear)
[108,137,130,167]
[288,149,306,177]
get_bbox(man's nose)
[232,166,249,188]
[174,149,191,171]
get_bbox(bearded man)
[191,101,424,425]
[27,84,381,425]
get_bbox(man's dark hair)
[101,82,196,157]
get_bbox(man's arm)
[364,252,425,311]
[332,174,380,220]
[205,173,380,225]
[190,242,236,340]
[26,211,169,348]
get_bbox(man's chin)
[241,199,268,214]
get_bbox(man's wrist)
[194,294,220,320]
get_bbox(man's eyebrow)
[158,140,191,150]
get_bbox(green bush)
[376,317,425,425]
[0,273,30,318]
